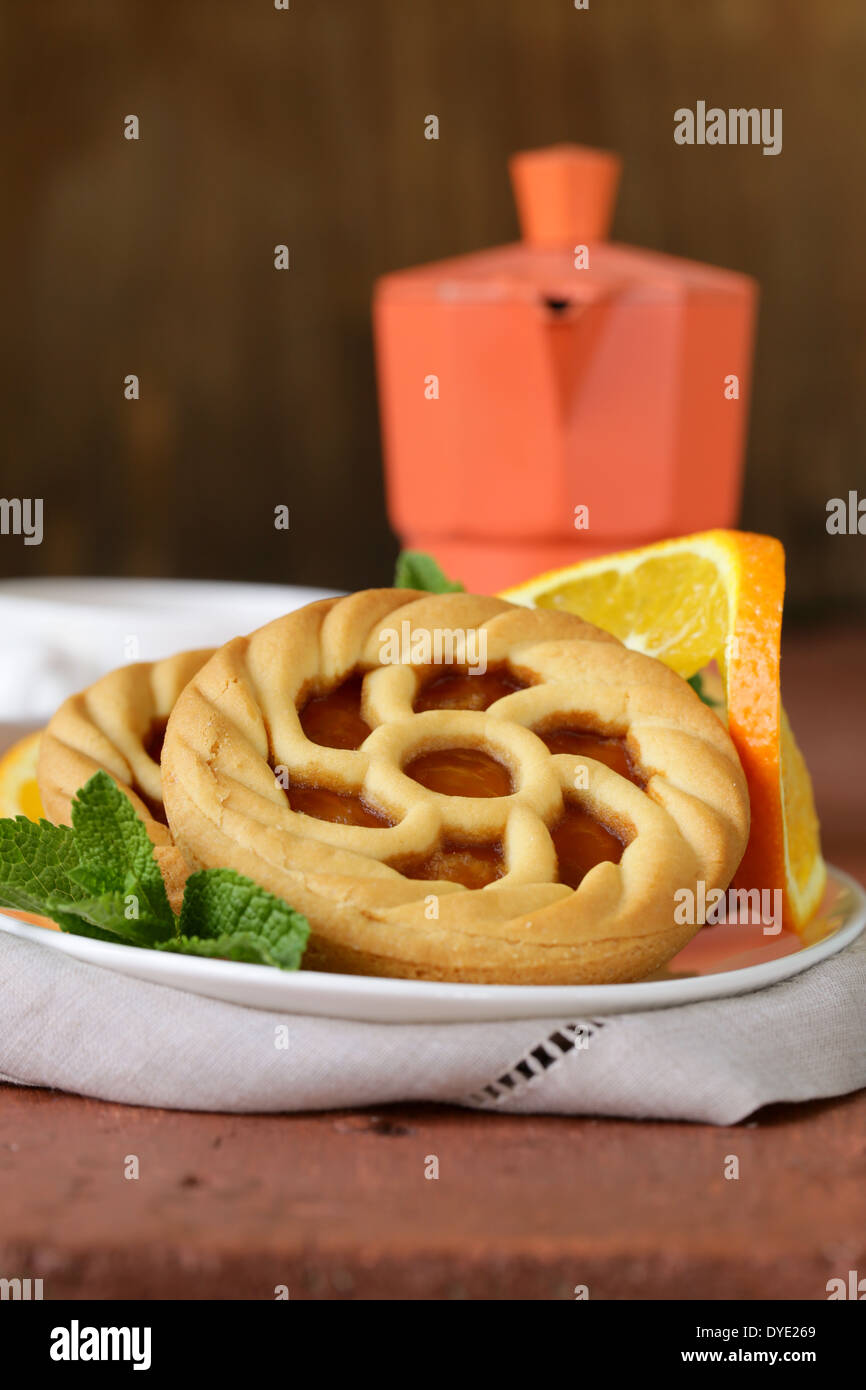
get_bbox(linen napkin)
[1,927,864,1123]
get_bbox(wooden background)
[2,0,865,611]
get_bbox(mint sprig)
[0,772,310,971]
[394,550,465,593]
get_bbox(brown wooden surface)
[0,625,864,1300]
[2,1,866,607]
[1,1086,864,1301]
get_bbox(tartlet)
[160,590,749,983]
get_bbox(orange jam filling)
[540,727,645,787]
[414,666,528,713]
[144,716,168,764]
[299,675,370,750]
[287,784,394,828]
[552,804,625,890]
[395,840,504,890]
[404,747,513,798]
[130,716,170,825]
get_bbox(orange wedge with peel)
[0,730,59,929]
[501,530,826,929]
[0,730,45,821]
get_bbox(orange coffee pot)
[373,143,758,592]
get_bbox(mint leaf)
[52,888,164,947]
[687,672,722,708]
[394,550,465,593]
[49,907,140,946]
[0,816,89,917]
[0,808,159,944]
[69,771,175,943]
[157,932,300,968]
[158,868,310,970]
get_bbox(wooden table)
[1,626,864,1300]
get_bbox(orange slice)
[502,530,826,929]
[0,730,45,821]
[0,730,60,930]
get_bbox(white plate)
[1,866,863,1023]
